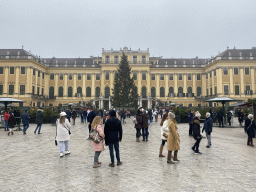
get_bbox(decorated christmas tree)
[112,53,138,109]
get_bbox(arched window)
[187,86,192,97]
[77,86,82,97]
[151,87,156,97]
[169,87,174,97]
[142,86,147,98]
[49,86,54,99]
[95,87,100,97]
[68,87,73,97]
[86,87,91,97]
[197,87,201,97]
[105,87,110,98]
[58,86,63,97]
[160,87,165,97]
[178,87,183,97]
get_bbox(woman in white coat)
[56,112,71,157]
[159,113,169,157]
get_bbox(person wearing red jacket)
[4,111,10,131]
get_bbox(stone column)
[211,71,215,95]
[110,71,114,95]
[138,71,142,96]
[207,72,210,95]
[3,67,9,96]
[44,73,49,96]
[251,67,255,94]
[183,74,187,95]
[156,73,160,97]
[147,96,151,108]
[240,67,244,95]
[147,71,150,96]
[82,73,86,98]
[73,73,77,97]
[26,67,32,95]
[192,73,196,95]
[101,70,105,96]
[64,73,68,97]
[216,68,223,95]
[35,70,38,95]
[202,73,207,96]
[54,73,58,96]
[39,71,43,95]
[174,74,178,96]
[229,67,234,95]
[92,73,95,97]
[165,73,168,97]
[15,67,20,96]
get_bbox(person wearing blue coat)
[244,114,256,147]
[21,110,30,134]
[202,112,213,148]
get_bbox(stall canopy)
[0,98,25,111]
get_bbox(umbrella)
[169,103,180,106]
[0,98,25,111]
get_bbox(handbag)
[163,133,168,138]
[89,125,103,143]
[133,116,137,124]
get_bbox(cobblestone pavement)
[1,117,256,192]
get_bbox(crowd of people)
[2,106,256,168]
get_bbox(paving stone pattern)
[1,117,256,192]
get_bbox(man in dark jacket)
[82,109,87,123]
[142,110,149,141]
[104,110,123,167]
[71,110,77,125]
[202,112,213,148]
[188,109,194,136]
[217,108,224,127]
[66,109,71,122]
[87,108,96,139]
[34,109,44,134]
[21,110,30,134]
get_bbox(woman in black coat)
[244,114,256,147]
[8,113,16,136]
[135,108,143,142]
[191,111,202,154]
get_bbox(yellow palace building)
[0,47,255,109]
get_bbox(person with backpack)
[34,109,44,134]
[8,113,16,136]
[71,109,77,125]
[134,108,143,142]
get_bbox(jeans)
[5,121,9,131]
[142,128,149,140]
[206,132,211,146]
[83,116,87,123]
[23,123,29,132]
[161,139,166,146]
[219,118,223,127]
[136,129,141,138]
[94,151,101,164]
[35,124,42,133]
[59,140,69,153]
[193,137,202,152]
[108,142,120,164]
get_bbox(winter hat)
[195,111,201,117]
[60,112,67,117]
[168,112,176,119]
[110,110,116,117]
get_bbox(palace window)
[86,87,91,97]
[105,56,110,63]
[215,86,217,95]
[214,69,216,76]
[69,74,72,80]
[151,74,155,80]
[9,85,14,95]
[37,87,40,95]
[234,68,239,75]
[210,72,212,78]
[245,67,249,75]
[133,56,137,64]
[188,74,192,80]
[33,69,35,76]
[235,85,239,95]
[95,87,100,97]
[87,74,91,80]
[224,85,229,95]
[105,87,110,98]
[197,74,201,80]
[223,67,228,75]
[151,87,156,97]
[49,86,54,99]
[105,72,109,80]
[0,67,3,74]
[76,86,82,96]
[58,87,63,97]
[133,73,137,80]
[169,74,173,80]
[50,73,54,80]
[32,86,35,95]
[10,67,14,74]
[0,85,3,95]
[142,73,146,80]
[142,87,147,98]
[178,74,182,80]
[68,86,73,97]
[197,87,201,97]
[114,56,119,64]
[160,74,164,80]
[78,74,82,80]
[169,87,174,97]
[42,73,44,79]
[160,87,165,97]
[142,56,146,63]
[20,85,25,95]
[245,85,251,95]
[114,73,118,80]
[21,67,25,74]
[96,74,100,80]
[178,87,183,97]
[42,88,44,96]
[59,74,63,80]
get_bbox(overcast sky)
[0,0,255,58]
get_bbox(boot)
[173,150,180,161]
[251,138,254,147]
[247,138,251,146]
[136,138,140,142]
[159,145,165,157]
[167,151,175,164]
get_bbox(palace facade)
[0,47,256,109]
